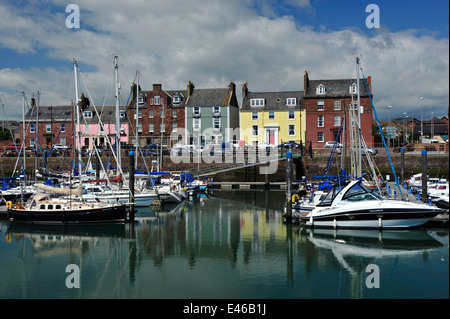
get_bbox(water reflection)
[1,191,448,299]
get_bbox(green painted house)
[184,81,239,146]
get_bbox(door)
[269,130,275,145]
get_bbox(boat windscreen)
[317,183,347,206]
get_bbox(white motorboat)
[155,185,184,204]
[299,180,444,229]
[80,183,157,207]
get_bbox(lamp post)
[431,110,434,139]
[403,112,407,146]
[420,97,424,138]
[387,105,392,147]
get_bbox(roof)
[304,78,371,98]
[185,88,234,107]
[24,105,126,124]
[165,90,188,108]
[241,91,304,111]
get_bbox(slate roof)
[185,88,234,107]
[304,78,371,98]
[24,105,125,124]
[241,91,304,111]
[165,90,188,108]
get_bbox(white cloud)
[0,0,448,122]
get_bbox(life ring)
[291,194,299,203]
[5,201,12,209]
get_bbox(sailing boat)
[295,58,444,229]
[7,60,127,224]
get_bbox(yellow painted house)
[240,84,305,146]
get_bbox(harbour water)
[0,190,448,300]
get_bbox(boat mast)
[73,59,82,185]
[114,55,121,170]
[356,57,362,179]
[135,70,139,168]
[22,91,26,176]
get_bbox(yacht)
[298,180,444,229]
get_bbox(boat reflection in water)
[1,191,447,299]
[295,227,448,298]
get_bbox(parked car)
[53,144,69,150]
[170,145,201,156]
[142,144,159,156]
[278,141,301,149]
[336,146,378,155]
[324,141,343,148]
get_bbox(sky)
[0,0,448,123]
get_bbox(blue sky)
[0,0,448,122]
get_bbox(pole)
[114,56,121,169]
[22,92,26,176]
[421,150,427,203]
[356,57,362,178]
[400,148,404,183]
[73,60,82,185]
[129,150,135,222]
[285,151,293,220]
[420,97,424,138]
[135,71,139,168]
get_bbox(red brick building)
[303,71,374,149]
[127,83,186,148]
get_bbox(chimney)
[31,97,36,109]
[242,82,248,98]
[187,81,195,97]
[228,81,236,93]
[304,71,309,95]
[153,83,162,92]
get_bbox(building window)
[193,118,201,131]
[30,138,35,146]
[172,108,177,118]
[213,118,221,130]
[193,106,200,116]
[252,125,258,136]
[318,132,324,142]
[213,106,220,115]
[149,109,154,118]
[83,111,93,118]
[288,124,295,136]
[288,110,295,120]
[250,98,265,106]
[100,124,104,132]
[30,124,35,133]
[160,123,165,133]
[119,110,125,119]
[60,123,65,132]
[149,123,154,133]
[316,84,325,95]
[334,115,341,126]
[286,98,296,106]
[154,95,160,105]
[317,115,324,127]
[317,99,324,111]
[252,111,258,120]
[137,109,142,118]
[46,124,51,132]
[350,83,357,94]
[172,123,177,132]
[268,111,275,120]
[334,99,341,110]
[60,137,66,146]
[173,95,181,104]
[138,123,142,133]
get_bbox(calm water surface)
[0,190,448,299]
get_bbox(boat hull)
[8,205,127,225]
[299,208,442,229]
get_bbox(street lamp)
[387,105,392,147]
[431,110,434,139]
[420,97,424,137]
[403,112,407,146]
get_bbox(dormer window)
[286,98,296,106]
[250,98,265,106]
[316,84,325,95]
[173,94,181,104]
[83,111,93,118]
[350,83,357,94]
